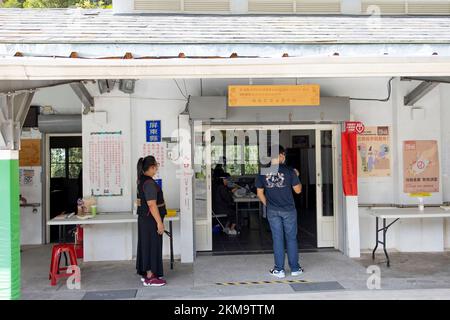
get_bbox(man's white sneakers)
[291,268,304,276]
[269,269,286,278]
[270,267,305,278]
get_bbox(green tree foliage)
[23,0,77,8]
[76,0,111,9]
[1,0,25,7]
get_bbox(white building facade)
[2,1,450,299]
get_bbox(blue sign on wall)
[155,179,162,189]
[146,120,161,142]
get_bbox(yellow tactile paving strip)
[216,279,310,286]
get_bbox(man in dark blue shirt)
[256,145,303,278]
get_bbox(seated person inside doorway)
[213,173,239,236]
[212,156,227,180]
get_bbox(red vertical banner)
[341,131,358,196]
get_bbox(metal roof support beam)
[404,81,439,106]
[401,77,450,84]
[0,97,6,147]
[0,80,78,93]
[13,91,35,129]
[69,82,94,114]
[0,94,19,150]
[1,91,36,150]
[0,131,6,147]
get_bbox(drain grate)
[290,281,344,292]
[82,289,137,300]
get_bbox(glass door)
[315,129,336,247]
[193,125,212,251]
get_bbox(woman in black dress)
[136,156,167,287]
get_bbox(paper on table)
[76,215,94,220]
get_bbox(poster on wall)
[403,140,439,193]
[19,139,41,167]
[357,126,391,177]
[141,143,166,180]
[19,169,35,186]
[146,120,161,142]
[88,131,124,196]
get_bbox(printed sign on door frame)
[345,121,365,134]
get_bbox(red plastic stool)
[49,244,78,286]
[74,226,84,259]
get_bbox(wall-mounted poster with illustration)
[357,126,390,177]
[403,140,439,193]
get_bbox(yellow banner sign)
[409,193,432,197]
[228,85,320,107]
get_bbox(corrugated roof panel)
[0,9,450,45]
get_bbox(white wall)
[396,81,442,205]
[82,79,201,259]
[82,95,133,212]
[129,80,200,259]
[441,84,450,248]
[15,85,80,245]
[19,129,43,245]
[32,84,81,114]
[356,79,449,252]
[78,77,450,257]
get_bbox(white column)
[341,0,361,14]
[231,0,248,14]
[179,114,195,263]
[345,196,361,258]
[112,0,134,14]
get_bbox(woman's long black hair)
[137,155,158,182]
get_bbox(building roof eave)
[2,55,450,80]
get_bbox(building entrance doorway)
[193,124,339,254]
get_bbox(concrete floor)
[20,245,450,300]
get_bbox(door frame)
[43,133,82,244]
[198,123,341,251]
[315,128,338,247]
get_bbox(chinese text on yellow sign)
[228,85,320,107]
